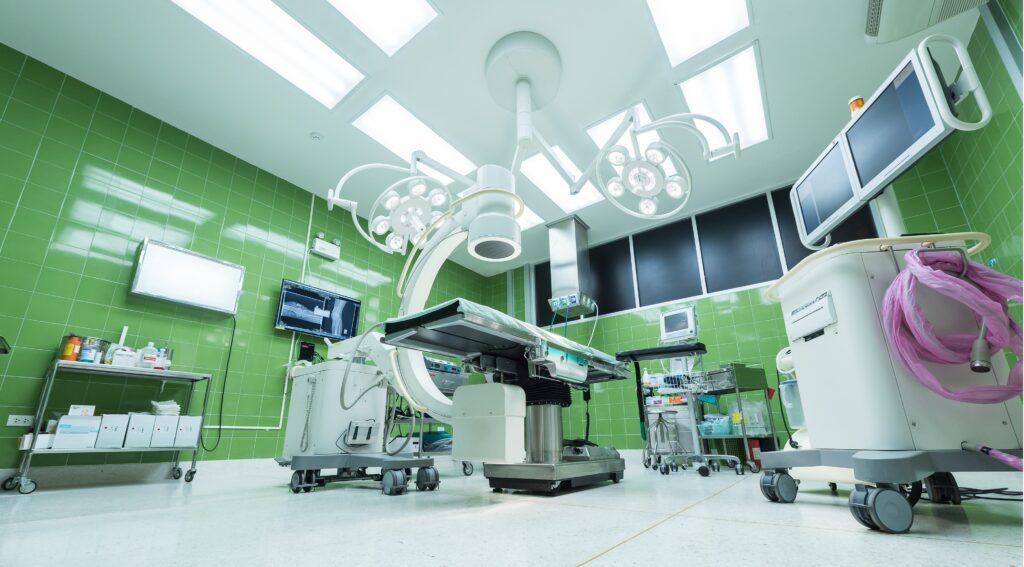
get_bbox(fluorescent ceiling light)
[516,205,544,230]
[646,0,750,67]
[521,147,603,213]
[353,95,476,184]
[680,46,768,149]
[328,0,437,56]
[171,0,363,108]
[587,104,676,175]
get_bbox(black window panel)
[696,196,783,292]
[772,188,879,269]
[633,218,703,306]
[587,238,637,315]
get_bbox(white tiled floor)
[1,452,1020,566]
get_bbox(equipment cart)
[277,452,438,496]
[3,359,211,494]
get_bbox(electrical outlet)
[6,415,34,427]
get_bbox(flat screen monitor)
[845,61,939,191]
[792,140,858,244]
[275,280,360,341]
[661,305,697,342]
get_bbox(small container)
[779,379,806,430]
[78,337,106,363]
[61,335,82,361]
[137,342,159,369]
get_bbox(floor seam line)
[575,476,749,566]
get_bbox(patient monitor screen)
[794,143,855,236]
[847,63,935,186]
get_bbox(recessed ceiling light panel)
[171,0,363,108]
[521,146,603,213]
[680,45,769,149]
[646,0,750,67]
[328,0,437,56]
[353,95,476,183]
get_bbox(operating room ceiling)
[0,1,979,277]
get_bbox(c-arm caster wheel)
[760,471,798,503]
[848,484,913,534]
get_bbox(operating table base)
[484,454,625,493]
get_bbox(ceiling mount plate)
[485,31,562,111]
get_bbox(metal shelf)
[54,360,210,383]
[26,446,199,455]
[700,434,774,440]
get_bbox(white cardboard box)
[124,414,156,447]
[52,416,102,449]
[95,414,130,448]
[150,415,179,447]
[68,405,96,416]
[173,416,201,448]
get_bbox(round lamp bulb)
[371,216,390,235]
[383,191,401,210]
[606,145,628,167]
[387,233,405,251]
[627,167,657,194]
[664,176,688,199]
[408,180,427,196]
[428,188,447,207]
[645,146,666,165]
[639,197,658,216]
[607,177,625,197]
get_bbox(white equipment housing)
[451,383,526,464]
[283,360,386,457]
[768,237,1023,452]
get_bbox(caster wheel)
[747,462,760,474]
[171,467,183,480]
[462,462,474,476]
[2,476,17,491]
[492,488,504,493]
[660,464,670,475]
[670,463,679,472]
[761,471,798,503]
[290,471,304,494]
[829,482,839,495]
[849,484,913,534]
[382,469,407,496]
[734,464,744,476]
[900,481,923,507]
[697,465,710,477]
[643,456,652,469]
[710,461,721,473]
[416,467,440,491]
[17,479,37,495]
[303,470,316,492]
[184,470,196,483]
[655,455,662,466]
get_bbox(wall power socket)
[6,415,34,427]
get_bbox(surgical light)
[372,216,390,235]
[428,188,447,207]
[383,191,401,210]
[387,233,405,251]
[664,175,687,199]
[408,179,427,196]
[607,177,625,197]
[606,145,629,166]
[639,197,658,215]
[644,145,667,165]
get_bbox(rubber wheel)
[290,471,303,494]
[772,472,798,503]
[747,462,760,474]
[171,467,183,480]
[17,479,36,495]
[901,481,923,507]
[660,464,670,475]
[734,464,744,476]
[760,473,779,502]
[670,463,679,472]
[184,470,196,483]
[382,469,407,496]
[462,462,474,476]
[643,456,652,469]
[710,461,721,473]
[697,465,710,477]
[303,470,316,492]
[867,487,914,534]
[416,467,439,491]
[2,476,16,491]
[848,484,879,530]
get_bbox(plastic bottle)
[61,335,81,361]
[138,342,159,369]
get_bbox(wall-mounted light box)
[130,239,245,315]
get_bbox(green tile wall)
[0,43,500,469]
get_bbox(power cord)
[583,388,592,442]
[200,315,237,453]
[772,370,799,449]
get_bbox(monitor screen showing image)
[794,143,857,237]
[275,280,360,341]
